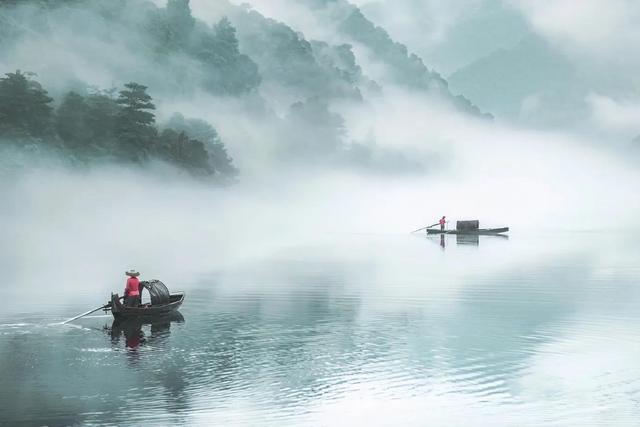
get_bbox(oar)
[62,295,125,324]
[62,304,110,324]
[411,222,439,233]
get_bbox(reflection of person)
[124,321,143,349]
[440,234,445,249]
[109,319,145,355]
[439,216,446,230]
[124,269,141,307]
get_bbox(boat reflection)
[456,233,479,246]
[105,312,185,350]
[427,233,508,249]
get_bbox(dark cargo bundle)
[141,280,171,305]
[456,220,479,231]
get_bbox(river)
[1,231,639,426]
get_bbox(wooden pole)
[411,222,440,233]
[62,304,109,324]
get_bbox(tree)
[165,0,195,49]
[207,142,238,177]
[157,128,211,174]
[55,91,91,152]
[213,17,239,60]
[166,113,219,144]
[0,71,53,139]
[165,113,238,177]
[84,91,120,156]
[115,82,157,161]
[193,18,261,94]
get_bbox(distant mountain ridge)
[287,0,491,117]
[448,33,583,125]
[0,0,490,117]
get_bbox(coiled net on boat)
[140,280,170,305]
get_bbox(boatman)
[124,269,141,307]
[439,216,446,230]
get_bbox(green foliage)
[1,71,236,177]
[144,2,261,95]
[116,83,156,125]
[167,113,220,145]
[192,17,261,94]
[166,113,238,177]
[229,7,370,100]
[232,10,333,97]
[157,129,211,174]
[309,41,370,99]
[339,9,445,90]
[55,91,91,152]
[0,71,53,139]
[212,17,239,59]
[115,83,157,161]
[165,0,195,49]
[84,91,120,152]
[55,90,122,158]
[311,42,362,85]
[336,6,490,117]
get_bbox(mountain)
[448,34,584,125]
[0,0,491,177]
[225,5,368,103]
[355,0,529,76]
[291,0,491,117]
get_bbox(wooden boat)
[109,292,185,319]
[427,227,509,235]
[107,279,184,319]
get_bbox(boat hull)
[110,292,185,319]
[426,227,509,235]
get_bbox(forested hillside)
[0,0,490,177]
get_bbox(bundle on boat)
[144,280,171,305]
[456,220,479,231]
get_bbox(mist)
[1,0,639,293]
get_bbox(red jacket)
[439,218,446,225]
[125,277,140,297]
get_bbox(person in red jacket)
[124,269,141,307]
[439,216,446,230]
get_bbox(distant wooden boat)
[427,227,509,235]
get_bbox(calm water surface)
[2,231,640,426]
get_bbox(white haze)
[1,0,639,303]
[3,96,640,305]
[334,0,640,135]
